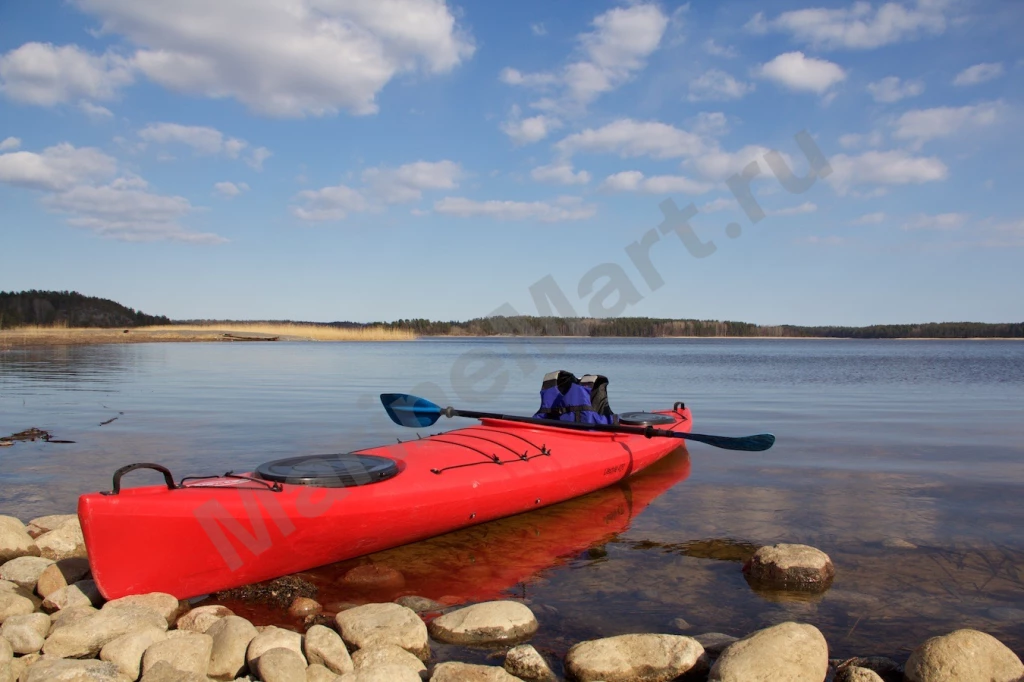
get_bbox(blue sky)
[1,0,1021,325]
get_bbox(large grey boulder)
[43,603,169,658]
[335,603,429,660]
[743,544,835,592]
[21,657,131,682]
[140,632,213,677]
[504,644,556,682]
[566,633,704,682]
[431,661,524,681]
[1,613,50,654]
[429,601,538,645]
[709,621,829,682]
[0,516,39,562]
[304,624,353,675]
[100,626,168,681]
[206,615,258,681]
[0,556,54,591]
[904,629,1024,682]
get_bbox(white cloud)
[531,23,547,37]
[44,176,218,243]
[555,119,706,159]
[759,51,846,94]
[691,112,730,137]
[433,196,596,222]
[214,181,249,198]
[892,102,1001,147]
[500,68,559,88]
[867,76,924,102]
[0,137,20,151]
[827,149,947,194]
[0,42,134,105]
[767,202,817,216]
[0,143,117,191]
[746,1,949,50]
[501,109,561,144]
[292,184,368,221]
[79,101,114,121]
[246,147,272,171]
[138,123,248,157]
[66,0,474,117]
[688,69,753,101]
[700,197,736,213]
[600,171,712,195]
[838,130,885,149]
[501,3,668,112]
[362,160,461,203]
[953,62,1004,86]
[799,235,845,246]
[902,212,968,230]
[0,142,220,242]
[690,145,778,181]
[703,39,737,58]
[850,212,886,225]
[530,163,591,186]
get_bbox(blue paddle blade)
[380,393,443,428]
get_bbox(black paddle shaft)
[443,406,774,452]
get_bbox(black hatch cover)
[255,453,399,488]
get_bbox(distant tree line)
[0,290,171,329]
[368,316,1024,339]
[2,291,1021,338]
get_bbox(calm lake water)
[2,338,1023,664]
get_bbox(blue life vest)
[533,371,617,425]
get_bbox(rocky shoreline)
[3,513,1023,682]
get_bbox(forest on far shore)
[2,290,1021,338]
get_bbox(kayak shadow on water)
[215,447,694,626]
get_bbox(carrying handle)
[103,463,177,495]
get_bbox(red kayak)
[79,406,692,600]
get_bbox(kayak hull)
[79,408,691,600]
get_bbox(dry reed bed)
[0,323,415,347]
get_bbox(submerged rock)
[742,544,835,593]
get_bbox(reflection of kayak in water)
[307,448,692,606]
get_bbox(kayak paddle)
[379,393,775,452]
